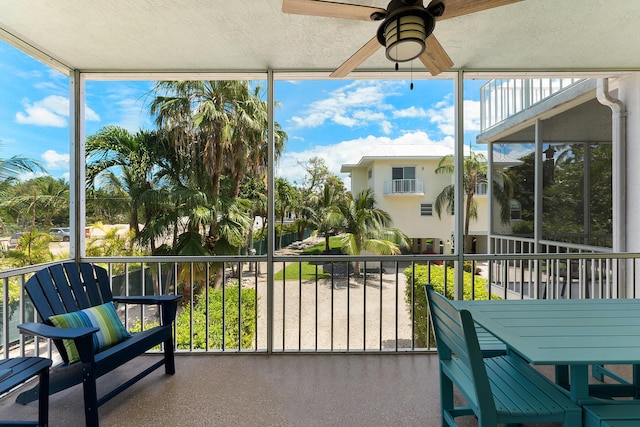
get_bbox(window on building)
[368,168,372,179]
[510,199,522,220]
[392,166,415,180]
[475,174,488,195]
[420,203,433,216]
[392,166,416,193]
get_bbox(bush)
[404,264,497,348]
[176,283,257,350]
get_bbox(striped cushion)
[49,301,131,364]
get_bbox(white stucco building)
[341,144,520,254]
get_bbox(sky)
[0,39,491,188]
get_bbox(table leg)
[569,365,589,402]
[556,364,569,389]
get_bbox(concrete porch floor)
[0,353,622,426]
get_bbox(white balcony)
[383,179,425,196]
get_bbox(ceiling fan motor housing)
[377,0,442,62]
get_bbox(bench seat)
[583,402,640,427]
[425,284,581,426]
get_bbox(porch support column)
[534,120,544,299]
[583,144,591,244]
[534,120,543,249]
[69,70,86,260]
[454,70,464,300]
[487,141,494,254]
[267,69,275,353]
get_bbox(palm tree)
[307,183,345,253]
[434,152,513,252]
[0,151,45,181]
[336,189,410,276]
[275,177,296,249]
[86,126,160,240]
[150,80,286,253]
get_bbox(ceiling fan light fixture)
[384,14,426,62]
[376,3,435,63]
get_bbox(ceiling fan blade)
[436,0,523,21]
[330,37,381,78]
[282,0,386,21]
[418,35,454,76]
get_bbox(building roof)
[341,144,522,172]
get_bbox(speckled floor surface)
[0,353,629,426]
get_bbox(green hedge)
[176,284,256,350]
[404,264,497,348]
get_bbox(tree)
[148,80,288,291]
[336,189,409,276]
[434,152,513,252]
[307,183,345,253]
[274,177,296,249]
[0,151,45,181]
[86,126,160,240]
[2,176,69,229]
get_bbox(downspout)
[596,78,627,296]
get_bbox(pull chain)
[410,62,414,90]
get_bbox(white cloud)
[289,81,397,129]
[16,96,68,127]
[41,149,69,170]
[426,98,481,136]
[393,106,428,118]
[380,120,393,134]
[15,95,100,127]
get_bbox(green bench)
[474,324,507,357]
[425,284,582,426]
[583,402,640,427]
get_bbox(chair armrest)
[112,295,182,305]
[112,294,182,325]
[18,322,99,340]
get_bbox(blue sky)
[0,39,487,187]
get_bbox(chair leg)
[440,371,454,427]
[82,363,99,427]
[164,338,175,375]
[37,367,49,427]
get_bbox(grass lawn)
[301,236,343,255]
[274,236,343,280]
[274,261,330,280]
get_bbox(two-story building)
[341,143,521,255]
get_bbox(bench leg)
[37,367,49,427]
[82,363,99,427]
[164,339,175,375]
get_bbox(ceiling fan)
[282,0,523,77]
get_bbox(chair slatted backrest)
[25,262,115,363]
[425,284,496,418]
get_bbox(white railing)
[480,78,585,130]
[383,179,424,195]
[2,247,637,359]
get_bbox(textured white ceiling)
[1,0,639,75]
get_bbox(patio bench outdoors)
[0,357,51,426]
[474,324,507,357]
[425,284,581,426]
[15,262,182,427]
[583,401,640,427]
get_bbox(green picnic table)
[454,298,640,403]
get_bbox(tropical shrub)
[404,264,497,348]
[176,283,256,350]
